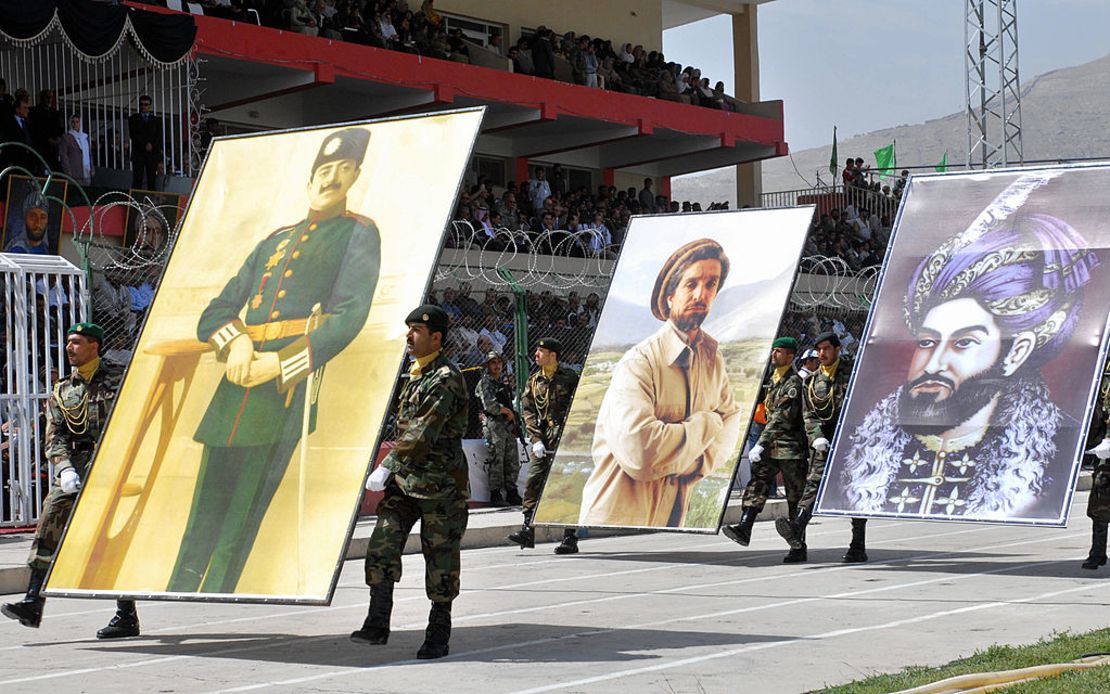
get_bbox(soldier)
[507,337,580,554]
[774,332,866,562]
[2,323,139,638]
[1082,363,1110,571]
[474,351,522,507]
[167,127,380,594]
[352,305,469,659]
[722,337,808,560]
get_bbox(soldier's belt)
[245,315,331,342]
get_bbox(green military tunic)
[367,352,470,602]
[168,210,381,594]
[742,365,808,513]
[519,364,579,516]
[29,359,125,571]
[798,359,852,511]
[1089,367,1110,522]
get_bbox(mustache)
[317,182,342,193]
[908,373,1009,393]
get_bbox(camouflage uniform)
[742,366,808,514]
[475,372,520,496]
[519,364,579,518]
[797,359,852,513]
[28,359,125,571]
[366,352,469,603]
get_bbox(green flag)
[829,126,838,177]
[874,141,896,179]
[936,151,948,172]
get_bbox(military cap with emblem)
[536,337,562,355]
[311,128,371,176]
[650,238,731,321]
[813,331,841,348]
[405,304,450,335]
[68,322,105,343]
[772,336,799,351]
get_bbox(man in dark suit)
[127,95,162,190]
[1,92,41,180]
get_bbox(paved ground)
[2,492,1109,694]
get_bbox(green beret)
[68,322,104,342]
[813,331,841,348]
[650,238,730,321]
[312,128,370,177]
[536,337,562,355]
[772,336,798,351]
[405,304,449,336]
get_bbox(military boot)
[782,525,807,563]
[97,600,140,639]
[842,518,869,563]
[416,602,452,659]
[1082,520,1108,570]
[775,507,812,551]
[554,528,579,555]
[350,580,394,644]
[1,567,47,628]
[506,523,535,549]
[505,487,523,506]
[722,508,759,547]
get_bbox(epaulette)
[344,211,376,227]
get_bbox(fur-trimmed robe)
[837,376,1067,519]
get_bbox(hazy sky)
[664,0,1110,151]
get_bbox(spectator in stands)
[440,286,462,320]
[128,95,162,190]
[1,91,39,178]
[893,169,909,197]
[0,78,13,117]
[446,28,470,63]
[841,157,855,187]
[29,89,63,171]
[531,27,555,79]
[286,0,318,36]
[479,314,508,353]
[510,37,534,75]
[638,177,655,213]
[59,114,93,186]
[380,11,399,47]
[528,166,551,216]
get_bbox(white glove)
[365,466,391,492]
[532,441,548,458]
[812,437,829,453]
[749,444,764,463]
[1088,438,1110,460]
[59,468,81,494]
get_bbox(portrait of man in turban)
[578,238,743,528]
[827,173,1101,522]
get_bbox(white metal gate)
[1,253,87,527]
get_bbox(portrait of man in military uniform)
[44,109,487,602]
[166,128,381,593]
[819,169,1110,526]
[2,175,67,255]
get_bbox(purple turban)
[906,213,1098,365]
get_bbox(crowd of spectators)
[142,0,744,109]
[449,167,731,258]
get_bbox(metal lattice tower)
[965,0,1023,169]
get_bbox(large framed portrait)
[2,174,68,256]
[533,207,815,532]
[816,164,1110,526]
[45,108,485,603]
[124,189,183,254]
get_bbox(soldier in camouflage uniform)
[474,351,522,507]
[1081,363,1110,571]
[352,305,468,660]
[723,337,808,557]
[507,337,580,554]
[2,323,140,639]
[775,332,865,563]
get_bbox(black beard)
[672,310,707,333]
[896,362,1008,437]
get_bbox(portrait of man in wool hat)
[532,208,814,532]
[818,168,1110,526]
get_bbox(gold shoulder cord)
[804,373,837,423]
[531,372,551,422]
[53,383,91,435]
